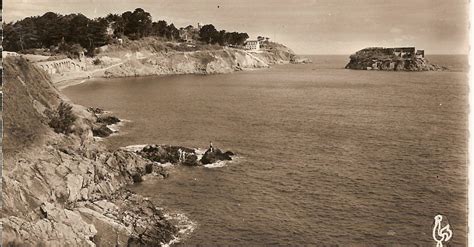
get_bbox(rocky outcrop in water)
[96,115,120,125]
[87,107,121,138]
[201,148,233,165]
[2,57,181,246]
[136,145,235,166]
[345,47,446,71]
[291,56,312,64]
[139,145,200,166]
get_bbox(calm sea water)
[63,55,468,246]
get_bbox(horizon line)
[298,53,469,56]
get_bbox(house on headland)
[415,50,425,58]
[388,47,425,58]
[361,47,425,59]
[179,24,200,43]
[244,40,260,50]
[391,47,415,58]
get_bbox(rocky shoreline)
[2,39,299,246]
[2,56,237,246]
[88,107,122,138]
[46,39,310,89]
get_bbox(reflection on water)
[63,55,468,246]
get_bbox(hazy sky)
[4,0,469,54]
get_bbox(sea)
[63,55,468,246]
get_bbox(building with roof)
[244,40,260,50]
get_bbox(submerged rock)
[201,148,233,165]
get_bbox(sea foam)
[161,212,196,247]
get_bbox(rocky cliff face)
[1,57,180,246]
[91,40,304,79]
[345,47,445,71]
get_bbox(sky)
[3,0,470,54]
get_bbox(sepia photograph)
[0,0,469,246]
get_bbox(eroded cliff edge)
[1,57,181,246]
[345,47,445,71]
[48,38,309,86]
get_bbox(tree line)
[3,8,250,55]
[198,24,249,46]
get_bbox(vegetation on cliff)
[3,8,250,56]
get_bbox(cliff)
[345,47,445,71]
[52,38,307,83]
[1,57,182,246]
[99,41,301,78]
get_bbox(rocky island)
[345,47,445,71]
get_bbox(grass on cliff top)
[101,37,224,55]
[101,37,294,57]
[350,48,402,61]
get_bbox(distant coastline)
[3,8,311,90]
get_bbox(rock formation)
[88,39,309,79]
[345,47,446,71]
[1,57,180,246]
[200,148,233,165]
[84,107,121,138]
[136,145,235,166]
[138,145,200,166]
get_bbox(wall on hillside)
[35,58,86,75]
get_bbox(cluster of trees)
[199,24,249,46]
[104,9,180,40]
[3,8,250,55]
[3,12,108,54]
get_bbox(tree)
[165,23,179,40]
[85,19,108,54]
[199,24,219,44]
[36,12,66,48]
[151,20,168,37]
[123,8,152,39]
[45,102,77,135]
[2,8,252,53]
[106,13,125,36]
[66,14,90,47]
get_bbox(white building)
[2,51,21,58]
[244,40,260,50]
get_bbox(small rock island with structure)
[345,47,445,71]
